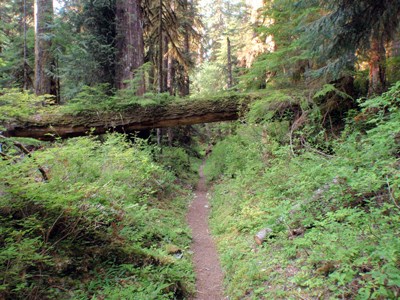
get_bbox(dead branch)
[0,135,49,181]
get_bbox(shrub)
[0,134,194,299]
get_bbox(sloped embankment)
[205,84,400,299]
[0,134,195,299]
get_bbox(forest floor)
[187,161,225,300]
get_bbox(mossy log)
[2,94,260,140]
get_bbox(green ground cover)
[205,83,400,299]
[0,134,197,299]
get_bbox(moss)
[2,93,264,140]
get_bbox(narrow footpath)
[187,162,225,300]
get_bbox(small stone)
[174,252,183,259]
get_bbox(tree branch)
[0,135,49,181]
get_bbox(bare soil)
[187,162,225,300]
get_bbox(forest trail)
[187,162,225,300]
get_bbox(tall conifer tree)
[34,0,56,97]
[115,0,145,93]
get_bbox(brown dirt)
[187,162,225,300]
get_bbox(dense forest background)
[2,0,400,99]
[1,0,400,299]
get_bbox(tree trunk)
[167,56,176,95]
[34,0,56,96]
[157,128,163,146]
[167,54,175,146]
[227,37,233,89]
[167,128,174,146]
[182,0,191,96]
[156,0,165,145]
[163,34,169,92]
[368,29,386,97]
[388,34,400,57]
[158,0,164,93]
[23,0,28,90]
[115,0,145,94]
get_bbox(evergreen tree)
[142,0,201,95]
[56,0,116,98]
[238,0,319,88]
[303,0,400,95]
[193,0,249,93]
[0,0,35,89]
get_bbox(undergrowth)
[0,88,46,124]
[205,83,400,299]
[60,84,177,114]
[0,134,195,299]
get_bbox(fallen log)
[254,227,273,245]
[2,94,260,140]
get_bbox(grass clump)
[205,83,400,299]
[0,134,195,299]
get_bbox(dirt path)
[187,162,225,300]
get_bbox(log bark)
[2,94,260,140]
[254,228,273,245]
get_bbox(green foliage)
[359,81,400,113]
[0,0,35,89]
[313,84,353,102]
[0,134,195,299]
[300,0,400,80]
[239,0,400,92]
[60,84,114,113]
[246,88,301,124]
[206,84,400,299]
[238,53,270,90]
[239,0,319,88]
[0,89,46,123]
[204,127,266,182]
[191,62,227,97]
[61,83,178,114]
[54,24,115,101]
[115,62,153,99]
[55,0,116,99]
[156,147,201,186]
